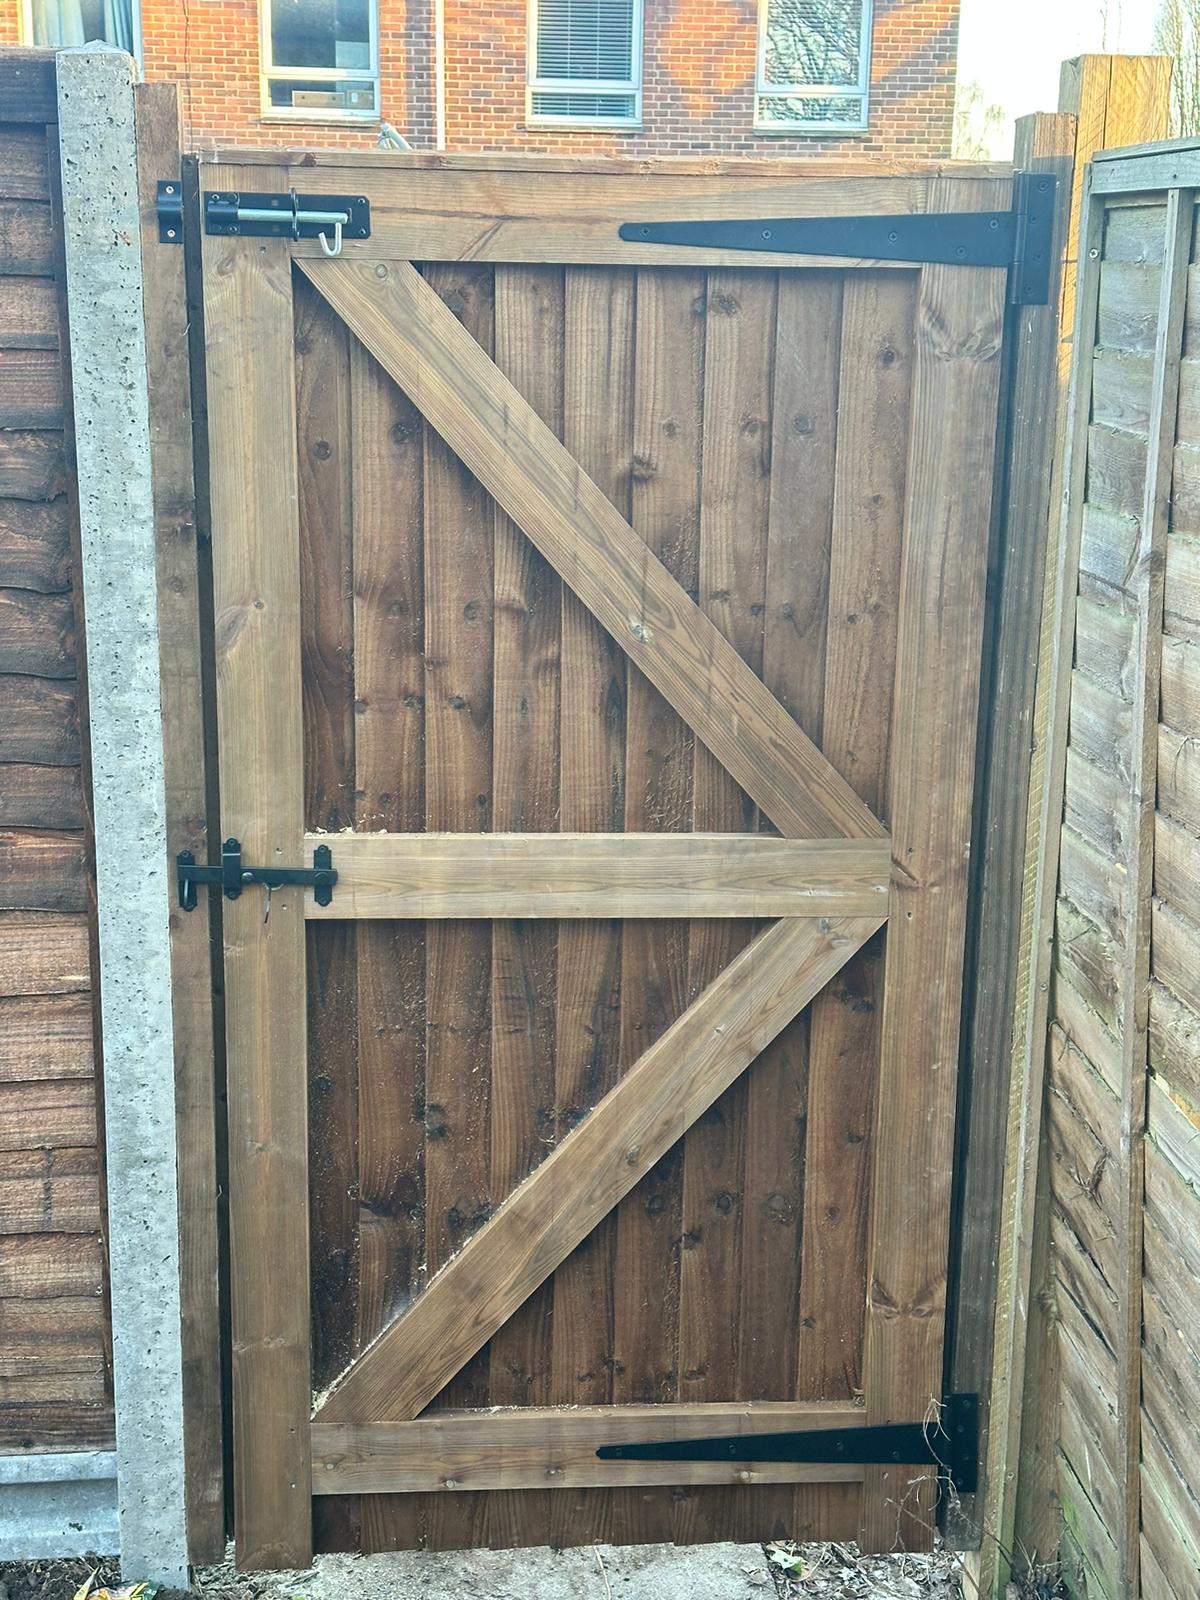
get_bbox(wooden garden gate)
[195,152,1012,1568]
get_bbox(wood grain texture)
[797,271,912,1406]
[609,264,700,1434]
[299,257,881,843]
[0,827,87,910]
[420,262,495,1469]
[0,911,89,995]
[313,1403,864,1494]
[305,832,890,919]
[0,992,92,1080]
[1111,186,1192,1600]
[485,265,562,1553]
[316,914,881,1427]
[860,180,1009,1551]
[0,497,70,590]
[135,80,224,1562]
[0,53,59,126]
[347,329,427,1554]
[675,266,774,1545]
[547,264,628,1454]
[202,179,311,1569]
[200,159,998,271]
[948,112,1074,1557]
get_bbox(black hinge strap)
[619,171,1056,306]
[176,837,336,911]
[596,1392,979,1496]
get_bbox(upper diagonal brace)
[299,257,884,842]
[313,911,883,1424]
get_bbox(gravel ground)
[0,1543,973,1600]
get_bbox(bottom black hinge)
[177,837,336,911]
[597,1392,979,1496]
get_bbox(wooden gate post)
[954,54,1172,1600]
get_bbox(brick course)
[8,0,959,157]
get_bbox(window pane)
[762,0,864,90]
[535,0,637,84]
[530,90,637,120]
[267,77,378,112]
[31,0,134,49]
[757,93,865,126]
[270,0,371,72]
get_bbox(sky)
[957,0,1164,154]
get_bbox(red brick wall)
[444,0,958,158]
[4,0,958,157]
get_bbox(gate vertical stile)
[861,177,1011,1549]
[200,165,314,1570]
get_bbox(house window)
[755,0,872,133]
[24,0,139,55]
[528,0,643,127]
[261,0,379,122]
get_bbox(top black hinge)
[618,171,1057,306]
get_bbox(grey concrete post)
[55,48,190,1588]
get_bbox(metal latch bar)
[618,171,1057,306]
[202,189,371,250]
[177,837,337,912]
[596,1392,979,1496]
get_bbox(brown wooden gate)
[196,152,1009,1568]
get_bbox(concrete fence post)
[55,46,190,1588]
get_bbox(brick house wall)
[4,0,960,159]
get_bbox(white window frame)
[526,0,644,129]
[259,0,380,124]
[19,0,143,63]
[754,0,872,134]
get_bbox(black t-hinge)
[596,1391,979,1496]
[177,837,337,911]
[619,172,1057,306]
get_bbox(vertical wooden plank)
[295,275,359,1422]
[421,263,495,1439]
[201,172,311,1569]
[349,339,427,1555]
[611,265,704,1410]
[1114,187,1190,1600]
[412,256,496,1567]
[350,346,427,1315]
[133,82,223,1562]
[746,268,844,1540]
[860,178,1009,1553]
[798,272,913,1405]
[545,263,633,1549]
[675,267,775,1544]
[486,263,563,1548]
[948,113,1074,1566]
[549,266,632,1419]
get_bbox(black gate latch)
[597,1391,979,1496]
[619,171,1057,306]
[176,837,337,912]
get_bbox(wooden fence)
[1031,138,1200,1600]
[0,50,111,1462]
